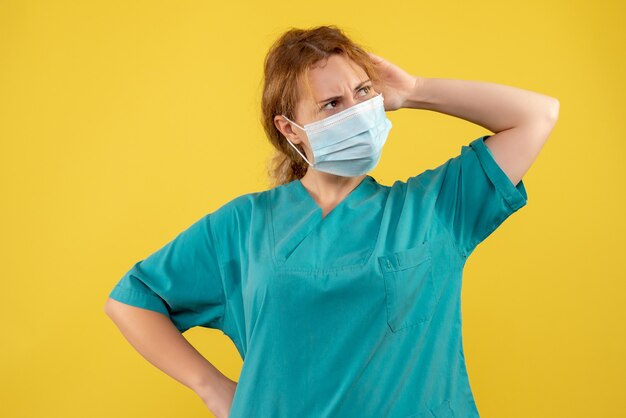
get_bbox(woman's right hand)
[197,376,238,418]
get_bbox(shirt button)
[386,260,392,269]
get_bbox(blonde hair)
[260,25,382,187]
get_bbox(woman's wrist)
[196,374,237,418]
[400,76,428,110]
[194,375,222,404]
[195,373,236,409]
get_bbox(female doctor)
[105,25,559,418]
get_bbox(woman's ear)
[274,115,304,145]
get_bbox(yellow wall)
[1,1,623,417]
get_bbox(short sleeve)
[414,135,528,258]
[108,214,225,334]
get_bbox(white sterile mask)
[281,92,392,177]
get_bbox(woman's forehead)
[298,55,369,107]
[306,55,367,95]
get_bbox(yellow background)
[1,1,624,417]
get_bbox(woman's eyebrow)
[317,79,371,104]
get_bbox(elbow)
[547,97,560,124]
[521,97,559,130]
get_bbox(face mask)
[281,92,392,177]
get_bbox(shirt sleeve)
[411,135,528,258]
[108,213,225,334]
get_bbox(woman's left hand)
[367,52,421,111]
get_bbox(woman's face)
[275,54,378,161]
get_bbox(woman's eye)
[322,100,337,110]
[321,86,372,111]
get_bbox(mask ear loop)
[281,115,313,166]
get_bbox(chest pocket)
[378,242,438,333]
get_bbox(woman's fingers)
[367,51,385,63]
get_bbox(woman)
[105,25,559,418]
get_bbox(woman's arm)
[403,77,558,131]
[104,297,236,418]
[403,76,560,186]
